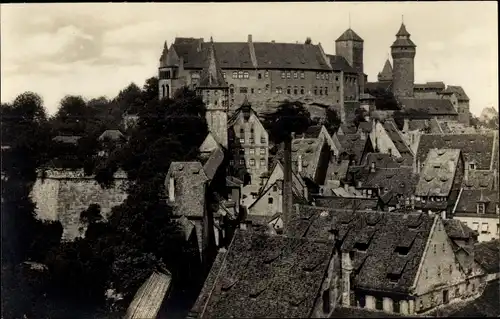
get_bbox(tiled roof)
[293,206,434,293]
[361,167,418,203]
[362,153,407,169]
[314,196,379,211]
[415,148,461,197]
[343,101,361,122]
[398,98,457,116]
[171,38,332,71]
[474,240,500,274]
[396,23,411,37]
[414,82,446,91]
[125,270,172,319]
[378,59,392,81]
[325,159,350,182]
[462,170,496,190]
[442,219,476,240]
[365,81,392,93]
[166,161,209,217]
[291,137,322,179]
[191,230,335,318]
[391,38,416,48]
[358,121,373,134]
[440,280,500,317]
[303,125,323,138]
[98,130,125,141]
[202,147,225,180]
[226,176,243,187]
[336,134,367,163]
[327,54,357,73]
[330,307,407,318]
[382,120,414,164]
[443,86,469,102]
[407,119,428,131]
[454,189,499,215]
[198,39,228,88]
[416,133,495,170]
[336,28,364,42]
[52,135,81,145]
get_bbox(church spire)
[198,37,228,88]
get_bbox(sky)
[1,2,498,116]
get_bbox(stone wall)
[30,169,129,241]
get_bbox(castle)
[158,22,471,126]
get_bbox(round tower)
[391,23,416,98]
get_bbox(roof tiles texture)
[292,205,434,293]
[398,98,457,116]
[192,230,334,318]
[455,189,499,215]
[125,271,172,319]
[336,134,367,163]
[416,133,495,170]
[462,170,496,190]
[167,162,208,217]
[474,240,500,274]
[415,148,461,197]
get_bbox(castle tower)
[158,41,185,100]
[391,22,416,98]
[377,58,393,82]
[196,38,229,148]
[335,28,364,94]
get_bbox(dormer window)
[469,163,476,170]
[477,203,485,214]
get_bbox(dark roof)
[362,153,407,169]
[415,148,461,197]
[407,119,428,131]
[330,307,407,318]
[455,189,499,215]
[170,38,332,71]
[226,176,243,187]
[396,23,411,37]
[303,125,323,138]
[365,81,392,93]
[336,28,364,42]
[474,240,500,274]
[442,219,477,240]
[398,98,457,116]
[443,86,469,102]
[314,197,379,211]
[462,170,496,190]
[382,120,414,164]
[343,101,361,122]
[198,39,228,88]
[336,134,367,163]
[98,130,125,141]
[378,59,392,81]
[327,54,357,73]
[361,167,418,204]
[358,122,373,134]
[414,82,446,91]
[191,230,335,318]
[416,133,496,170]
[52,135,81,145]
[292,206,435,293]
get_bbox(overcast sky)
[1,2,497,116]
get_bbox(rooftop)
[415,148,461,197]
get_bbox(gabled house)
[414,149,464,216]
[291,205,487,316]
[451,189,500,242]
[332,133,373,166]
[187,230,340,318]
[369,119,414,166]
[290,135,331,185]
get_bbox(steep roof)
[292,206,435,293]
[442,219,477,241]
[125,270,172,319]
[98,129,125,142]
[415,148,461,197]
[198,39,228,88]
[190,230,335,318]
[171,38,332,71]
[396,23,411,37]
[474,240,500,274]
[414,82,446,91]
[336,28,364,42]
[398,98,457,116]
[291,137,323,180]
[416,133,496,170]
[454,189,499,215]
[382,120,414,165]
[327,54,357,73]
[378,59,393,81]
[362,167,418,199]
[462,170,496,190]
[443,86,469,102]
[336,134,368,163]
[391,23,416,48]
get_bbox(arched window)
[300,86,305,94]
[165,84,170,99]
[238,71,244,79]
[314,87,318,95]
[243,71,249,79]
[325,87,328,96]
[287,86,291,94]
[161,84,165,98]
[229,84,235,94]
[319,88,323,95]
[232,71,238,79]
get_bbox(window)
[265,71,269,78]
[268,197,273,204]
[316,73,320,80]
[325,73,329,80]
[336,76,339,81]
[437,266,441,278]
[238,71,244,79]
[481,223,489,234]
[454,286,459,297]
[287,87,291,94]
[325,87,328,95]
[232,71,238,79]
[251,88,254,94]
[276,87,282,94]
[281,72,286,79]
[375,297,383,310]
[260,148,266,155]
[273,185,278,192]
[477,203,485,214]
[249,159,255,166]
[229,84,235,94]
[472,222,479,231]
[357,294,366,308]
[319,88,323,95]
[258,88,261,94]
[265,84,270,92]
[260,159,265,166]
[249,137,254,144]
[300,71,305,79]
[314,87,318,95]
[222,72,226,79]
[442,243,445,252]
[393,300,400,313]
[258,73,262,79]
[286,72,291,79]
[321,73,325,80]
[261,136,266,144]
[336,86,340,92]
[293,87,298,95]
[469,163,476,170]
[240,87,248,93]
[388,148,392,156]
[229,160,234,166]
[293,72,298,79]
[240,138,245,144]
[497,223,500,235]
[239,148,245,155]
[249,148,255,155]
[322,289,331,313]
[239,159,245,165]
[300,86,305,94]
[243,71,249,79]
[425,269,428,279]
[449,265,453,274]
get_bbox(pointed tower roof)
[198,37,228,88]
[335,28,364,42]
[381,59,392,74]
[159,41,168,63]
[396,23,411,37]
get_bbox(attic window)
[354,242,369,252]
[469,163,476,170]
[395,246,410,256]
[477,203,485,214]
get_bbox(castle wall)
[30,169,129,241]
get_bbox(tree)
[262,101,311,232]
[325,107,342,134]
[142,76,159,103]
[353,107,368,128]
[52,95,101,136]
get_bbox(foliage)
[353,107,368,128]
[305,37,312,45]
[365,88,399,111]
[324,107,342,134]
[262,100,312,144]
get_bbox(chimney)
[370,162,376,173]
[169,177,175,201]
[341,251,354,307]
[248,34,253,43]
[298,154,303,173]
